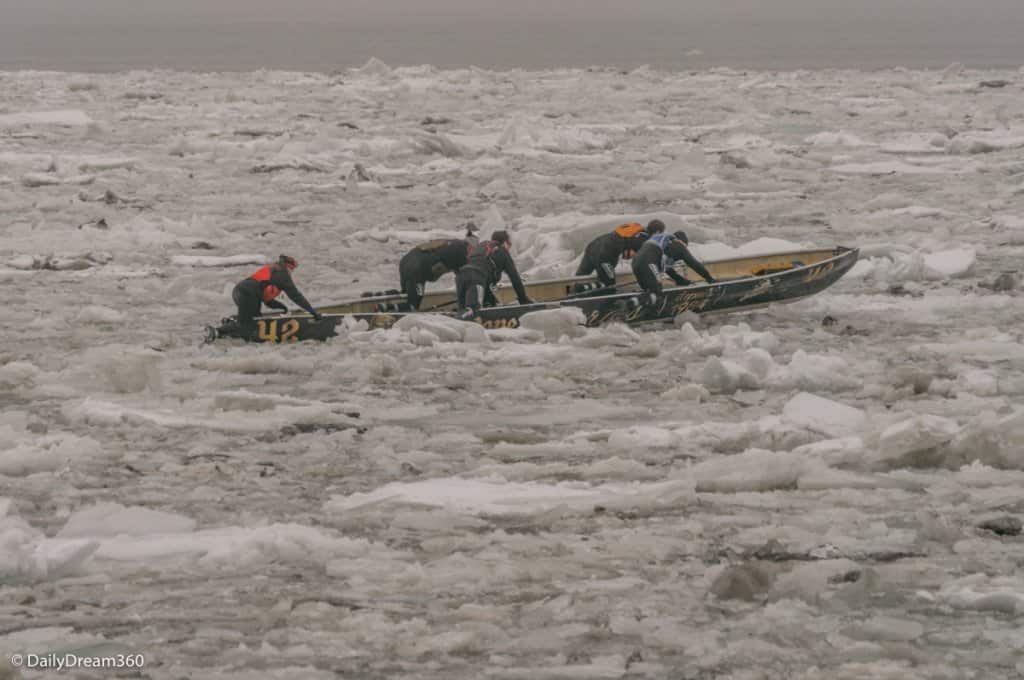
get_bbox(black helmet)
[646,219,666,235]
[278,254,298,268]
[673,230,689,244]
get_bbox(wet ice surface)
[2,62,1024,679]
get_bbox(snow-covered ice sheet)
[2,62,1022,680]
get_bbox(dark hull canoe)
[206,246,858,344]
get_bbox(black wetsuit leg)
[575,251,597,277]
[399,252,428,310]
[596,259,617,287]
[232,281,263,338]
[631,259,664,296]
[456,268,489,315]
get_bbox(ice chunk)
[660,383,709,402]
[409,326,440,347]
[0,361,39,389]
[735,237,808,256]
[691,449,809,493]
[776,350,859,391]
[948,409,1024,469]
[0,433,106,477]
[742,348,777,380]
[325,477,603,516]
[0,109,94,127]
[572,322,641,348]
[792,436,866,466]
[76,305,125,324]
[393,314,490,344]
[783,393,866,437]
[939,575,1024,615]
[22,172,63,187]
[923,248,975,278]
[698,356,760,394]
[771,559,863,601]
[518,307,586,341]
[76,156,137,172]
[353,57,393,76]
[607,426,676,451]
[804,131,874,147]
[842,617,925,642]
[63,345,164,394]
[57,503,197,538]
[325,476,694,518]
[877,414,961,459]
[829,160,959,175]
[171,254,266,267]
[710,561,780,601]
[949,131,1024,154]
[0,506,99,584]
[957,369,999,397]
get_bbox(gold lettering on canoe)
[672,291,709,316]
[804,261,835,283]
[480,317,520,329]
[370,314,396,329]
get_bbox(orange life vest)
[615,223,645,259]
[249,265,281,303]
[614,223,644,239]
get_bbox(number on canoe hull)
[257,318,301,343]
[476,317,519,329]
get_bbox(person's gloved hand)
[311,311,323,322]
[521,297,537,305]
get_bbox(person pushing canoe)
[399,223,480,310]
[631,230,715,300]
[576,219,664,288]
[232,255,322,338]
[456,230,534,319]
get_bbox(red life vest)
[249,265,281,303]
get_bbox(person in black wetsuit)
[398,224,479,310]
[631,230,715,299]
[455,230,534,319]
[575,219,665,289]
[232,255,322,337]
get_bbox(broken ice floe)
[171,254,267,267]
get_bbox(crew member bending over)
[232,255,322,337]
[630,231,715,299]
[456,230,533,319]
[576,219,664,288]
[399,224,479,310]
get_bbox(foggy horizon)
[1,0,1023,71]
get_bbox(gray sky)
[4,0,1020,21]
[1,0,1022,71]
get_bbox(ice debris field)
[2,60,1024,679]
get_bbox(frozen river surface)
[2,62,1024,679]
